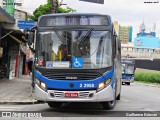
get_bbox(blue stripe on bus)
[122,75,133,79]
[34,68,114,90]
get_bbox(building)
[121,22,160,59]
[113,21,119,36]
[134,37,160,48]
[121,43,160,58]
[119,25,132,42]
[0,0,32,79]
[2,0,15,16]
[0,1,15,79]
[134,22,160,48]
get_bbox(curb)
[135,82,160,88]
[0,100,40,105]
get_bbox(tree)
[28,0,76,21]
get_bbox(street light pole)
[51,0,58,13]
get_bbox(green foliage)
[57,6,76,13]
[27,0,76,21]
[135,73,160,84]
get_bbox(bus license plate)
[65,92,78,98]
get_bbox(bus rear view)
[29,13,122,110]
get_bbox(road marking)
[0,106,22,111]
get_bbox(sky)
[23,0,160,41]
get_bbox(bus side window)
[113,35,116,58]
[117,38,121,61]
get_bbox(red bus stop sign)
[79,0,104,4]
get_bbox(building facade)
[119,26,132,42]
[2,0,15,16]
[0,0,31,79]
[113,21,119,36]
[134,37,160,48]
[121,43,160,58]
[134,22,160,48]
[122,22,160,59]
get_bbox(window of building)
[144,49,149,53]
[128,48,133,52]
[149,49,154,53]
[122,47,127,51]
[138,48,143,52]
[133,48,138,52]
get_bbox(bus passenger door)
[115,38,122,97]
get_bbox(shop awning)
[0,7,15,23]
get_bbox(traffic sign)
[18,20,34,30]
[79,0,104,4]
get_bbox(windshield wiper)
[78,28,94,46]
[53,27,67,44]
[77,28,94,55]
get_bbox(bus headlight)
[35,78,46,91]
[41,82,46,90]
[98,82,105,90]
[97,79,111,92]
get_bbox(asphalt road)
[0,82,160,119]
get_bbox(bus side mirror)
[28,32,34,45]
[118,39,121,52]
[134,66,136,70]
[28,32,35,53]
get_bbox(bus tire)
[48,102,62,109]
[101,99,116,110]
[116,93,121,100]
[127,82,130,85]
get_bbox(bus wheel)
[127,82,130,85]
[101,100,116,110]
[101,94,116,110]
[48,102,62,109]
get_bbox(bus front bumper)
[34,84,114,102]
[122,77,134,83]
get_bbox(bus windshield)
[122,64,135,74]
[36,30,112,69]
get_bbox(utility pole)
[51,0,58,13]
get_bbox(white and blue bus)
[28,13,122,110]
[122,59,136,85]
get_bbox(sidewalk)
[135,81,160,88]
[0,75,37,104]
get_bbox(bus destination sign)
[39,16,108,26]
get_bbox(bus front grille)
[43,72,101,80]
